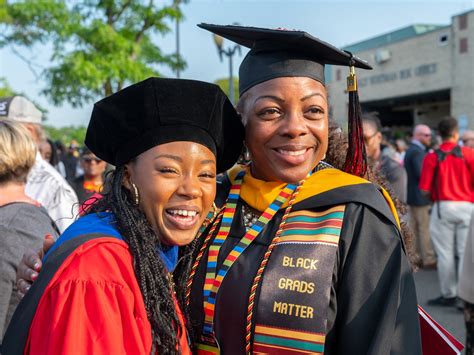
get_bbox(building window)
[438,33,449,46]
[460,37,468,53]
[459,14,468,30]
[336,69,341,81]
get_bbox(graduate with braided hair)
[2,78,244,354]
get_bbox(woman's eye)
[159,167,178,174]
[258,108,281,119]
[306,106,325,119]
[199,172,216,179]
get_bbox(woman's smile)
[164,206,201,230]
[271,145,315,166]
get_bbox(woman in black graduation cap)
[2,78,244,354]
[180,25,421,354]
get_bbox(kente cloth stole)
[251,205,345,355]
[197,169,300,354]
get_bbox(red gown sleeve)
[25,239,152,355]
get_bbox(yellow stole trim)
[227,165,400,228]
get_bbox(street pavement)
[414,268,466,350]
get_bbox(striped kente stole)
[252,205,345,354]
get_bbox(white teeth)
[277,149,306,156]
[167,209,197,217]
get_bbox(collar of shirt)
[411,139,426,150]
[157,245,179,272]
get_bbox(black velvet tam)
[198,24,372,95]
[85,78,244,173]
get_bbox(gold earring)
[212,202,218,219]
[241,142,251,164]
[131,182,140,205]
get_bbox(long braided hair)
[88,166,182,354]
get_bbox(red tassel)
[343,61,367,177]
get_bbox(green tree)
[1,0,185,108]
[215,77,239,104]
[43,125,87,146]
[0,0,10,24]
[0,77,14,97]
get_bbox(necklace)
[240,161,331,230]
[242,203,259,229]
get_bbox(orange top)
[25,238,191,354]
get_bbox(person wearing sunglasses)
[71,148,108,204]
[404,124,436,269]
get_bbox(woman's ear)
[122,164,132,191]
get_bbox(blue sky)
[1,0,473,127]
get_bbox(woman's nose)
[280,112,308,138]
[177,175,202,199]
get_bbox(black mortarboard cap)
[198,23,372,95]
[199,24,371,177]
[85,78,244,173]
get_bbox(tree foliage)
[0,77,14,97]
[43,124,87,146]
[0,0,10,23]
[214,77,239,104]
[1,0,185,107]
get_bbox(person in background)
[54,140,66,166]
[362,113,408,203]
[459,209,474,354]
[404,124,436,269]
[62,142,80,182]
[420,117,474,307]
[71,148,107,204]
[462,130,474,149]
[394,138,407,165]
[0,96,78,233]
[0,121,59,341]
[39,139,52,163]
[39,138,66,177]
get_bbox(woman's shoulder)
[48,236,135,287]
[295,170,399,228]
[0,202,58,240]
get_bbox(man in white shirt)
[0,96,78,233]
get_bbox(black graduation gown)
[189,179,421,355]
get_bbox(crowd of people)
[0,23,472,355]
[363,114,474,353]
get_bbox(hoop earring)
[242,143,251,164]
[131,182,140,205]
[212,202,218,219]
